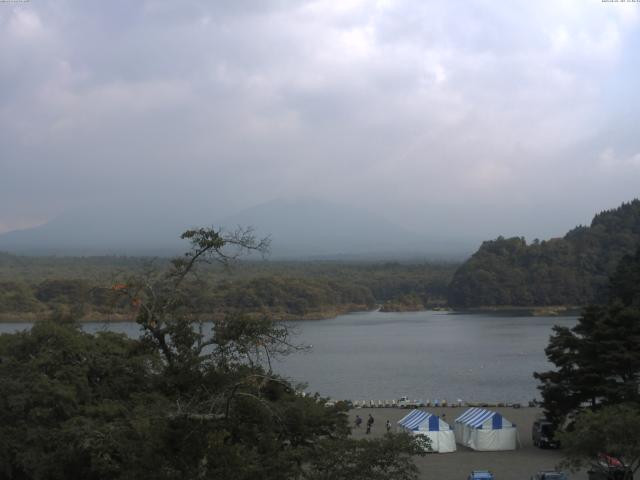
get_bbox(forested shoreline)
[449,200,640,308]
[0,255,455,322]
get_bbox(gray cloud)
[1,0,639,242]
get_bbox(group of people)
[354,414,392,434]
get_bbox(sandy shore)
[349,407,587,480]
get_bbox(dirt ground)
[349,407,586,480]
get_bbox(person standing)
[355,415,362,428]
[366,414,374,434]
[386,420,391,433]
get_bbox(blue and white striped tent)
[454,408,518,451]
[397,409,456,453]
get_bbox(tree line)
[449,199,640,307]
[0,257,455,321]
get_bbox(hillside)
[448,199,640,307]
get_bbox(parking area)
[348,407,587,480]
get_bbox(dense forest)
[0,228,428,479]
[0,254,455,321]
[448,200,640,307]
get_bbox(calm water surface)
[275,310,577,403]
[0,310,576,403]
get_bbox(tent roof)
[455,408,511,429]
[397,409,448,431]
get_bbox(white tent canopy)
[397,409,456,453]
[454,408,518,451]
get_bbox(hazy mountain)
[218,197,472,259]
[0,197,474,259]
[0,208,190,256]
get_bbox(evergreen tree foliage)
[534,245,640,425]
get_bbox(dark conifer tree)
[534,245,640,425]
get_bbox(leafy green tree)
[0,227,426,480]
[0,321,166,480]
[0,281,40,313]
[304,434,428,480]
[558,405,640,480]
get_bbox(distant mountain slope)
[0,209,189,256]
[0,197,471,258]
[448,199,640,307]
[218,197,470,259]
[220,197,414,257]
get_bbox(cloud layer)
[1,0,639,240]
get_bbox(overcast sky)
[1,0,639,241]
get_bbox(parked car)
[397,396,417,408]
[588,454,634,480]
[532,418,560,448]
[468,470,494,480]
[531,471,568,480]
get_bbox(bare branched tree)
[115,226,308,424]
[117,227,269,363]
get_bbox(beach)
[349,407,587,480]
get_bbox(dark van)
[532,419,560,448]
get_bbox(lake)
[0,310,577,404]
